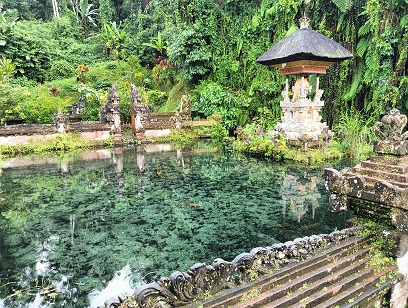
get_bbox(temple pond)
[0,143,353,307]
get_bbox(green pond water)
[0,143,353,307]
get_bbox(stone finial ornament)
[130,84,142,106]
[299,15,310,29]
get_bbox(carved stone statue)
[374,108,408,142]
[374,108,408,155]
[53,108,67,133]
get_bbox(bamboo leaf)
[343,63,363,101]
[337,13,345,32]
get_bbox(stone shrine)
[257,16,353,143]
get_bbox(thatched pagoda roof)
[257,26,353,67]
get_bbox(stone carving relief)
[374,108,408,142]
[100,83,119,125]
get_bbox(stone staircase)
[192,236,398,308]
[345,155,408,190]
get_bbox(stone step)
[197,236,370,308]
[340,275,398,308]
[313,267,397,308]
[361,160,408,174]
[344,172,408,189]
[351,166,408,183]
[231,246,371,308]
[288,265,394,308]
[349,198,394,222]
[369,155,408,166]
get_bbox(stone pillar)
[130,84,145,137]
[113,101,122,145]
[108,83,122,145]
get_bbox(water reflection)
[0,143,353,307]
[279,173,321,222]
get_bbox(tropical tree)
[100,21,127,59]
[143,31,167,57]
[69,0,99,34]
[51,0,61,19]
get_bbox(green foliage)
[333,108,375,158]
[99,0,115,25]
[0,0,406,143]
[0,133,111,156]
[49,60,76,80]
[143,31,167,56]
[0,20,52,81]
[193,81,249,130]
[0,57,16,82]
[147,90,168,112]
[19,85,73,124]
[48,13,83,41]
[161,80,188,112]
[358,218,398,259]
[233,122,343,163]
[0,83,29,124]
[100,22,127,59]
[331,0,353,13]
[72,0,99,34]
[78,84,102,120]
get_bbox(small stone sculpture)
[374,108,408,155]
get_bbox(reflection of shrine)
[279,172,321,222]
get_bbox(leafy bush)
[48,60,76,80]
[1,20,53,81]
[78,84,103,121]
[0,84,29,124]
[0,83,72,124]
[56,37,107,67]
[19,85,72,124]
[147,90,168,112]
[193,81,249,131]
[45,78,78,98]
[0,133,112,156]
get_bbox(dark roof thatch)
[257,28,353,66]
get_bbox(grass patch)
[0,133,113,156]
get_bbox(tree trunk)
[52,0,61,19]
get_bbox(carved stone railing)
[104,226,363,308]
